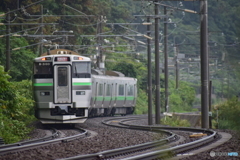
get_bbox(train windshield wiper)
[75,65,78,77]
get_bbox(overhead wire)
[63,20,97,27]
[0,26,43,37]
[11,36,63,51]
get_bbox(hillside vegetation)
[0,66,35,143]
[0,0,240,143]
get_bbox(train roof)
[91,69,136,81]
[92,74,137,81]
[40,49,79,56]
[35,49,91,61]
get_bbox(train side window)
[128,85,134,96]
[118,84,124,96]
[106,84,111,96]
[98,84,103,96]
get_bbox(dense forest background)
[0,0,240,96]
[0,0,240,143]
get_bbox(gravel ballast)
[0,117,239,160]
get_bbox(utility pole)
[133,0,199,124]
[133,0,164,124]
[5,8,10,72]
[164,6,169,113]
[97,15,105,72]
[175,45,179,89]
[200,0,209,128]
[209,80,212,128]
[147,17,153,125]
[176,60,179,89]
[155,0,161,124]
[40,5,43,55]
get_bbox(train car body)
[89,74,137,117]
[33,49,137,124]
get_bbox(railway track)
[62,116,219,160]
[0,126,88,156]
[0,116,233,160]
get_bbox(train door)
[133,84,137,105]
[124,83,127,106]
[54,65,72,104]
[127,83,134,107]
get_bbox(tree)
[0,36,36,81]
[168,81,196,112]
[112,59,147,90]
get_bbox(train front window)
[58,67,68,86]
[72,62,91,78]
[33,62,53,78]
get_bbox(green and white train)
[33,49,137,124]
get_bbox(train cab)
[33,49,92,124]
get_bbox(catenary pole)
[155,1,160,124]
[147,17,153,125]
[200,0,209,128]
[40,5,43,55]
[5,8,10,72]
[164,6,169,113]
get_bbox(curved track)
[63,116,219,160]
[0,127,88,156]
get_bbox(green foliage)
[161,116,191,127]
[0,66,36,143]
[8,37,36,81]
[134,89,148,115]
[1,0,239,134]
[0,117,32,143]
[0,35,36,81]
[10,80,35,122]
[112,59,147,90]
[168,81,196,113]
[212,97,240,131]
[112,61,137,77]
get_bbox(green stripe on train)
[34,83,53,86]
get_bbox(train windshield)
[72,62,91,78]
[33,62,53,78]
[58,67,68,86]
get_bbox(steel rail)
[119,119,217,159]
[62,117,217,160]
[0,127,88,155]
[0,128,59,149]
[62,118,179,160]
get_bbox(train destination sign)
[55,57,70,62]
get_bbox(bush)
[134,89,148,114]
[0,117,32,143]
[161,116,191,127]
[168,81,196,113]
[0,66,36,143]
[212,97,240,131]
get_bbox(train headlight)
[76,91,85,95]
